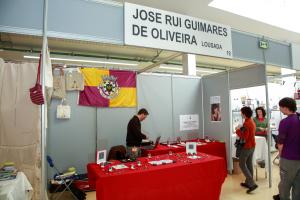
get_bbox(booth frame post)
[171,75,175,139]
[182,54,196,76]
[265,67,272,188]
[227,71,233,174]
[41,0,48,199]
[262,43,272,188]
[263,66,272,188]
[201,78,205,138]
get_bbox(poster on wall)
[180,114,199,131]
[124,3,232,59]
[210,96,221,122]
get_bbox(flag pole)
[41,0,48,199]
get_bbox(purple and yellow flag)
[79,68,136,107]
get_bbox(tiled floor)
[220,163,280,200]
[52,155,281,200]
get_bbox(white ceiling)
[117,0,300,44]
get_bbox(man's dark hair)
[255,107,266,118]
[138,108,149,115]
[241,106,253,118]
[279,97,297,112]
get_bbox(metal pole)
[41,0,48,199]
[262,39,272,188]
[170,75,175,140]
[227,70,233,174]
[201,77,204,138]
[265,66,272,188]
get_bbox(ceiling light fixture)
[23,55,138,66]
[159,66,182,71]
[159,65,222,74]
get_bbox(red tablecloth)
[87,153,227,200]
[142,139,227,162]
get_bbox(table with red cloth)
[87,152,227,200]
[142,139,227,161]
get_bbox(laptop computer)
[142,136,161,150]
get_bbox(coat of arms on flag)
[79,68,136,107]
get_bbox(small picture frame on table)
[186,142,197,155]
[96,150,107,164]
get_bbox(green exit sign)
[259,40,269,49]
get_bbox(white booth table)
[232,135,268,179]
[0,172,33,200]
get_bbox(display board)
[137,74,203,142]
[0,0,43,35]
[229,64,266,90]
[137,74,174,142]
[202,72,231,170]
[172,76,202,139]
[291,43,300,70]
[97,108,135,151]
[265,40,291,68]
[124,2,232,58]
[48,0,123,43]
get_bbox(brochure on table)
[186,142,197,154]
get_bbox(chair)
[47,155,79,200]
[271,134,280,165]
[107,145,127,161]
[255,159,267,181]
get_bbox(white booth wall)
[202,72,231,170]
[48,65,268,177]
[202,64,267,172]
[47,73,203,178]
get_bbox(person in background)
[254,106,268,168]
[211,103,221,121]
[126,108,149,158]
[235,106,258,194]
[273,97,300,200]
[254,107,268,140]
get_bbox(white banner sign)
[124,3,232,58]
[180,114,199,131]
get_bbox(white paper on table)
[148,161,162,165]
[187,155,201,159]
[112,164,128,170]
[160,159,173,164]
[149,159,173,165]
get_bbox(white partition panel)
[229,64,266,90]
[172,75,202,140]
[97,108,136,151]
[137,74,174,142]
[202,72,231,171]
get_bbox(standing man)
[126,108,149,158]
[273,97,300,200]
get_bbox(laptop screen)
[154,136,161,148]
